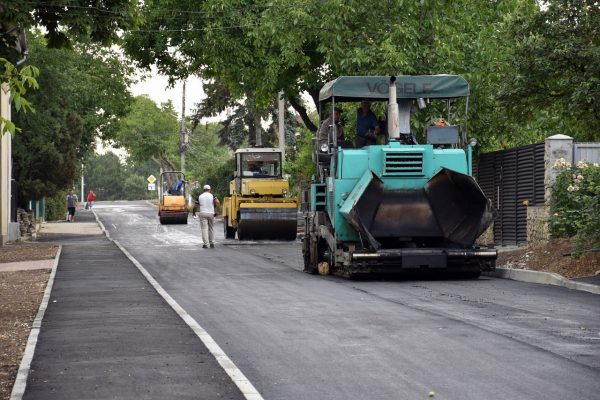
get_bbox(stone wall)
[527,205,549,246]
[17,208,36,240]
[476,224,494,247]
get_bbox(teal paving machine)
[302,75,496,278]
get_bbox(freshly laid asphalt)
[24,210,244,400]
[15,202,600,399]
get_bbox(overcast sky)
[98,68,211,157]
[130,66,206,119]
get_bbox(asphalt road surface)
[93,200,600,400]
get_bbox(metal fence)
[574,142,600,164]
[476,143,545,245]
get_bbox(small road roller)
[302,75,496,278]
[158,171,188,224]
[222,148,298,240]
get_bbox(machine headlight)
[320,143,329,153]
[469,138,478,147]
[282,188,288,195]
[250,189,256,195]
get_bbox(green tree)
[113,95,180,171]
[1,1,138,58]
[2,1,138,138]
[285,127,315,195]
[84,152,126,200]
[84,152,158,201]
[500,0,600,142]
[186,122,233,200]
[125,0,535,147]
[122,174,152,201]
[0,57,39,135]
[12,34,133,201]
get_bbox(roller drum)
[159,212,188,225]
[238,208,298,240]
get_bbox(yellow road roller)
[158,171,188,224]
[223,148,298,240]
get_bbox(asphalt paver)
[24,209,244,400]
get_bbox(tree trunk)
[288,95,318,132]
[254,113,262,147]
[247,92,263,146]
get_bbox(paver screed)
[23,231,244,399]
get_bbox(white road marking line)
[10,246,62,400]
[92,210,264,400]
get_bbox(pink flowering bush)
[549,159,600,256]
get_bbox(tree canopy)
[113,95,181,172]
[7,0,598,208]
[500,0,600,142]
[1,0,138,58]
[12,34,133,201]
[84,152,157,201]
[124,0,538,146]
[0,57,38,135]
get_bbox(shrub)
[285,128,315,197]
[549,158,600,256]
[45,190,68,221]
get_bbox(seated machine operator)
[355,99,381,148]
[317,107,352,156]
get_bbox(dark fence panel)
[477,143,545,245]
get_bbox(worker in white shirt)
[198,184,220,248]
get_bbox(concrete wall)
[0,83,19,244]
[544,134,573,203]
[1,83,12,244]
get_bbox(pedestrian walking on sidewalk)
[66,190,78,222]
[198,185,220,248]
[86,190,95,209]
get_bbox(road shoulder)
[485,267,600,295]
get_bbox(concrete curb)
[10,245,62,400]
[91,209,264,400]
[484,267,600,295]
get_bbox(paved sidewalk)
[21,210,243,399]
[0,259,53,272]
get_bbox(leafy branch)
[0,57,39,135]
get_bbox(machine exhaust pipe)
[388,75,412,138]
[387,76,400,139]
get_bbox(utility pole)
[179,81,192,207]
[278,91,285,170]
[180,80,187,175]
[81,163,84,204]
[0,83,11,244]
[254,114,262,147]
[248,93,262,147]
